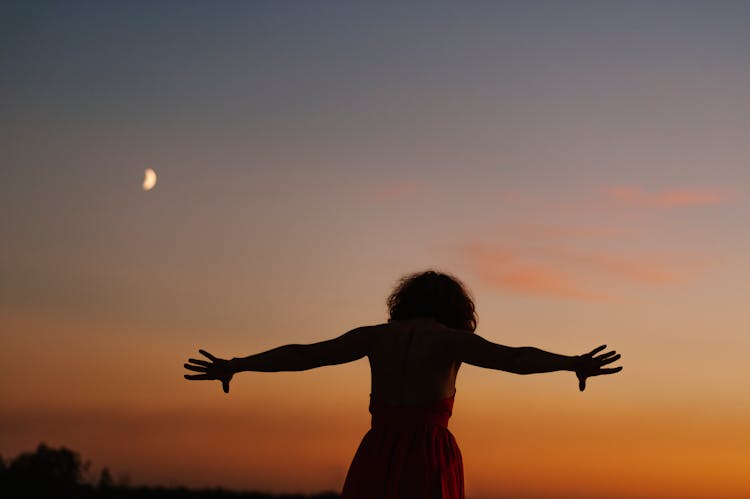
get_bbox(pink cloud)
[463,242,700,302]
[465,244,613,302]
[456,186,724,301]
[601,186,729,208]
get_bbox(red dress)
[341,393,464,499]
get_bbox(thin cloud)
[601,186,729,208]
[465,244,613,302]
[458,186,723,300]
[463,241,698,302]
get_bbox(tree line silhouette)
[1,443,340,499]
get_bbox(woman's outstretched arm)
[230,326,373,372]
[184,326,373,393]
[450,331,622,391]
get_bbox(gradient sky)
[2,2,749,498]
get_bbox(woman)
[184,270,622,499]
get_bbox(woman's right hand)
[184,349,234,394]
[575,345,622,391]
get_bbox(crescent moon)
[142,168,157,191]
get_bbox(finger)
[199,349,218,361]
[601,366,623,374]
[593,366,623,376]
[579,377,586,392]
[184,374,213,380]
[588,345,607,356]
[222,379,230,394]
[596,350,618,361]
[184,364,207,373]
[188,358,211,367]
[598,354,621,366]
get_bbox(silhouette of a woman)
[184,270,622,499]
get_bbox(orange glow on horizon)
[3,310,749,498]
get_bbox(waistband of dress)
[370,410,450,429]
[368,396,452,429]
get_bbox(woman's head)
[387,270,477,332]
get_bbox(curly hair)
[387,270,477,332]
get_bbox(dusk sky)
[2,2,749,498]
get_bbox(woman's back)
[345,318,466,499]
[368,318,461,404]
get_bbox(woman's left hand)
[575,345,622,391]
[184,349,234,394]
